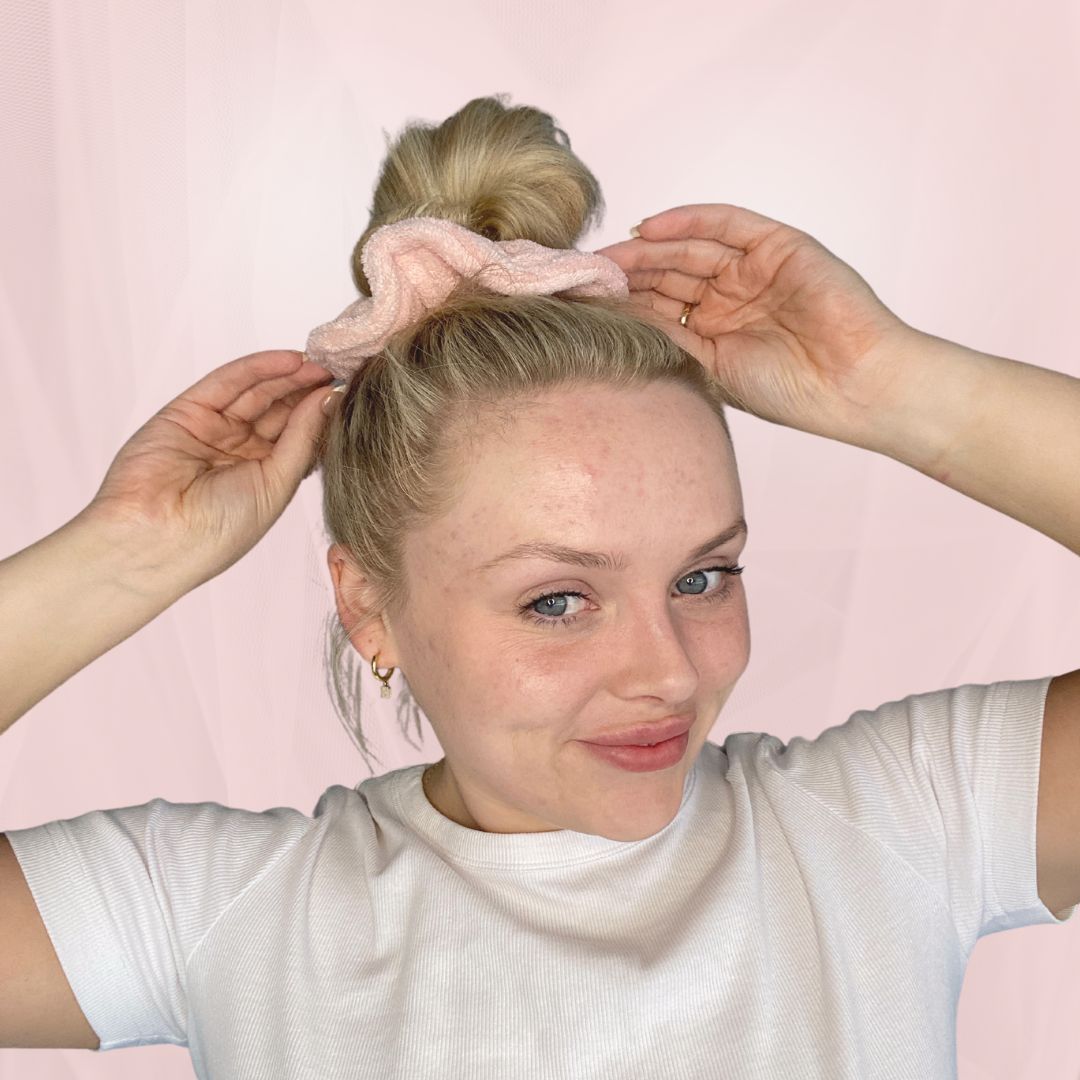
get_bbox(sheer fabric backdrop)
[1,1,1078,1077]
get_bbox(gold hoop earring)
[371,652,395,699]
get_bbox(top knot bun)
[350,93,606,297]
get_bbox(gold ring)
[679,302,694,327]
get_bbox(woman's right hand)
[80,350,341,593]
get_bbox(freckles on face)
[396,381,746,780]
[496,637,597,753]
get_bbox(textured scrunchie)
[303,216,630,380]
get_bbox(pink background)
[2,1,1079,1076]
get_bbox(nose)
[608,598,700,704]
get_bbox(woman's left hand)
[594,203,925,445]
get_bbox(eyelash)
[517,563,745,630]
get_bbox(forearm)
[860,330,1080,557]
[0,508,184,737]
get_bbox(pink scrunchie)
[303,216,630,380]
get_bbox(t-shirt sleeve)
[765,675,1077,952]
[4,795,312,1051]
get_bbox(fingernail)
[321,385,346,416]
[629,223,641,238]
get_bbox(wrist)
[68,502,196,606]
[846,328,993,479]
[0,510,184,736]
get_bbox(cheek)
[725,595,752,676]
[499,647,575,708]
[391,600,468,709]
[472,642,597,737]
[686,594,751,679]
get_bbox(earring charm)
[371,652,395,698]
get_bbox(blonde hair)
[320,93,733,775]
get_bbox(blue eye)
[518,564,745,630]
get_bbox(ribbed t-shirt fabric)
[7,675,1075,1078]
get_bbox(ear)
[326,544,401,669]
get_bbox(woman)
[1,94,1078,1077]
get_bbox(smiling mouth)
[580,714,694,748]
[578,730,692,772]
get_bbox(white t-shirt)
[7,676,1075,1078]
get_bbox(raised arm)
[598,202,1080,915]
[851,329,1080,557]
[0,509,184,738]
[1,350,335,1050]
[0,349,336,738]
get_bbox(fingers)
[246,389,316,444]
[619,266,709,306]
[630,289,698,325]
[594,203,791,285]
[228,366,328,439]
[595,236,742,280]
[248,373,343,443]
[621,292,709,362]
[263,382,336,492]
[636,202,788,250]
[225,359,334,429]
[179,350,334,417]
[624,289,705,334]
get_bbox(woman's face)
[335,379,750,841]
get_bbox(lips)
[581,713,693,747]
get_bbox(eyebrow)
[475,517,748,575]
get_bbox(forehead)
[409,381,741,568]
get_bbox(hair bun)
[350,93,606,296]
